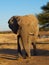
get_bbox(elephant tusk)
[29,33,34,36]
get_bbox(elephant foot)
[23,55,27,59]
[22,53,31,59]
[21,50,28,59]
[22,53,27,59]
[23,54,31,59]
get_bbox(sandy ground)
[0,32,49,65]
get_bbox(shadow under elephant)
[0,48,49,60]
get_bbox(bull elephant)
[8,14,39,58]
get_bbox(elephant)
[8,14,39,58]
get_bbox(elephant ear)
[12,16,18,24]
[11,16,20,33]
[13,16,20,27]
[14,16,22,27]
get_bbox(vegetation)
[37,2,49,25]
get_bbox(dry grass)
[0,31,49,65]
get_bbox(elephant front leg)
[16,35,21,59]
[17,35,21,53]
[24,43,31,58]
[21,37,31,58]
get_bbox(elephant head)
[8,16,20,34]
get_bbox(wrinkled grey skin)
[8,15,39,58]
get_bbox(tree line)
[37,2,49,30]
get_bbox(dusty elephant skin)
[8,14,39,58]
